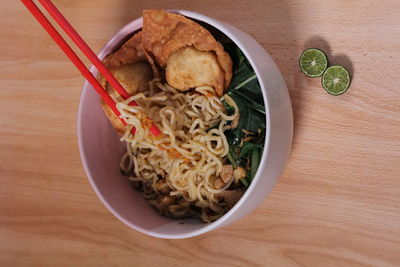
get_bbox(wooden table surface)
[1,0,399,266]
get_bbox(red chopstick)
[21,0,161,136]
[37,0,132,100]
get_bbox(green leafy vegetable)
[240,178,249,187]
[227,148,239,168]
[221,98,235,115]
[249,148,261,180]
[223,44,266,145]
[229,90,265,115]
[231,92,265,133]
[225,45,265,108]
[221,42,266,188]
[240,142,263,158]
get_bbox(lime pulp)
[299,48,328,77]
[322,65,351,95]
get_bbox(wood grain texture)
[1,0,399,266]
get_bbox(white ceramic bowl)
[78,10,293,239]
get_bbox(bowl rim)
[78,10,282,239]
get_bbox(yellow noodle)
[116,82,239,221]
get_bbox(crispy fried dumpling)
[101,62,153,99]
[166,46,224,91]
[99,31,153,97]
[99,31,154,134]
[103,31,146,69]
[142,10,232,96]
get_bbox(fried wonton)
[142,10,232,96]
[166,46,224,92]
[103,32,145,68]
[99,31,154,134]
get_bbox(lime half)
[322,66,351,95]
[299,48,328,77]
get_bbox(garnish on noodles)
[98,10,265,222]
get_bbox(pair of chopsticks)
[21,0,161,136]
